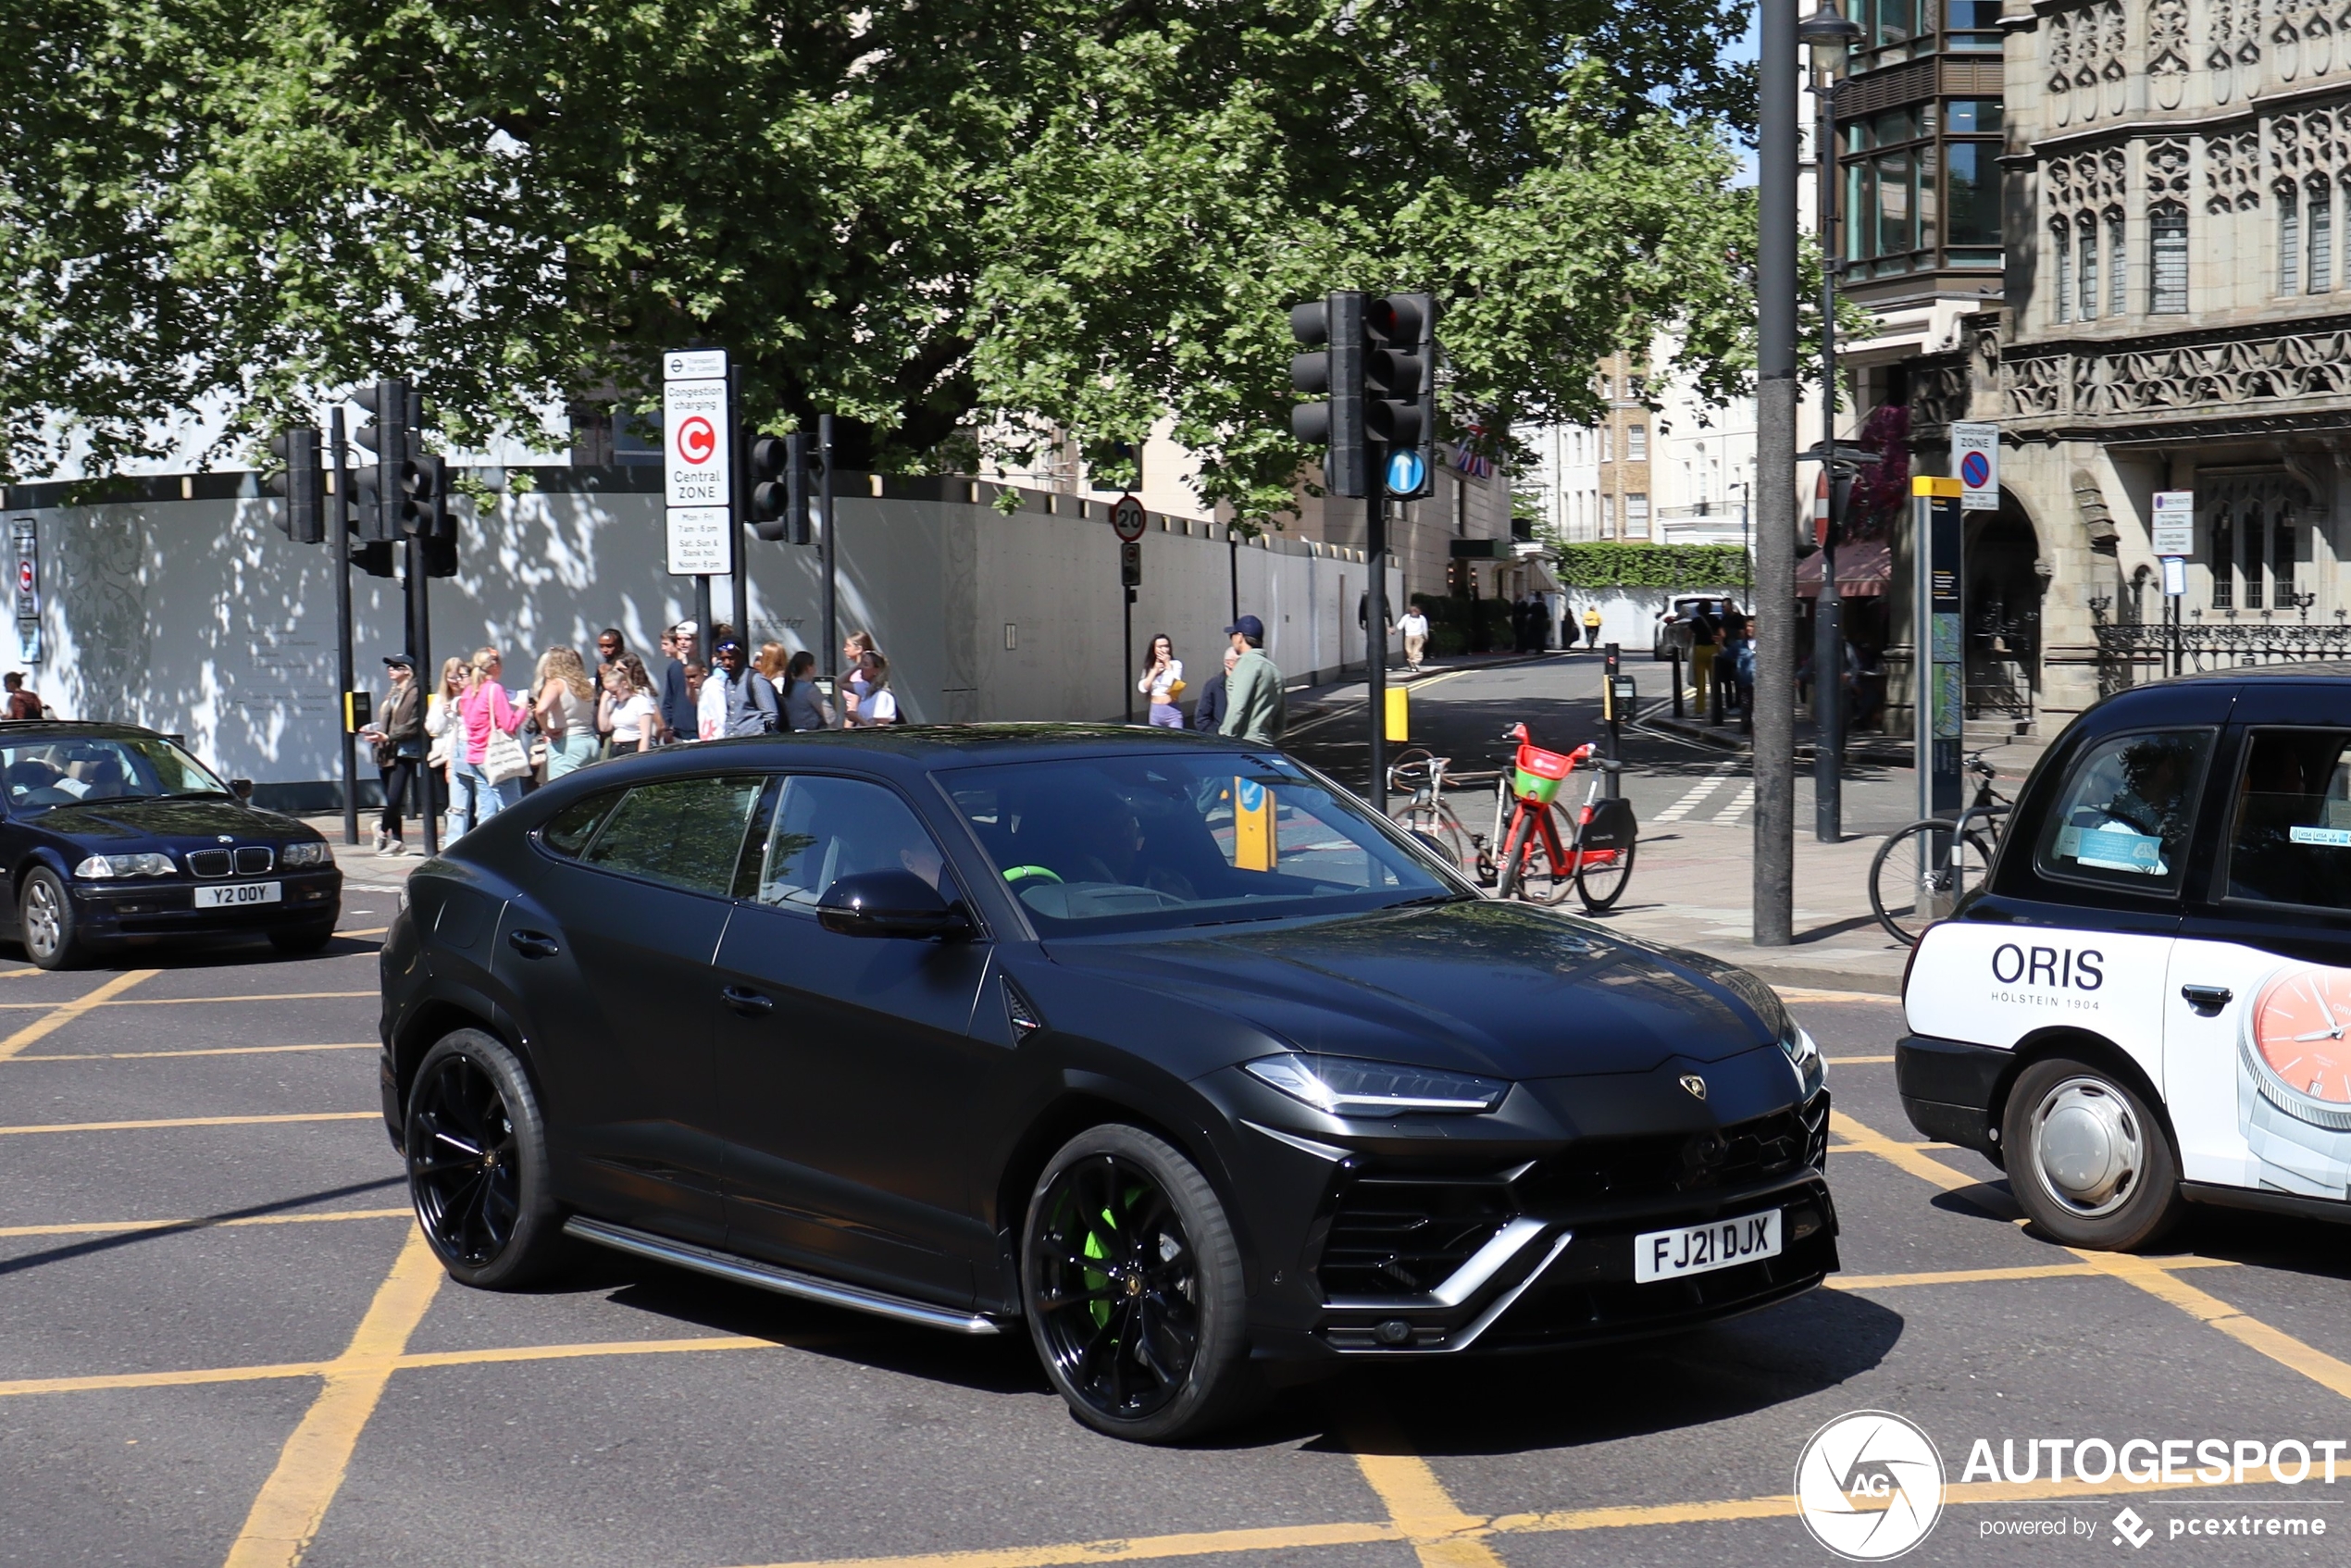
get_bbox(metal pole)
[416,528,436,856]
[729,367,750,645]
[1367,468,1388,813]
[1228,526,1240,628]
[1812,71,1845,844]
[1123,579,1135,725]
[329,408,358,849]
[820,413,838,719]
[1753,0,1799,947]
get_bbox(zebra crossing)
[1648,761,1752,828]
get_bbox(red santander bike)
[1492,723,1638,912]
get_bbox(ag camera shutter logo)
[1795,1411,1946,1560]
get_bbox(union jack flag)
[1451,441,1491,479]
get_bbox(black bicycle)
[1867,753,2013,947]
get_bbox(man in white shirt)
[1399,606,1431,673]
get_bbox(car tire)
[2003,1055,2182,1251]
[1021,1125,1262,1444]
[19,866,85,970]
[267,921,336,955]
[404,1029,570,1288]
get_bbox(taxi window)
[2223,728,2351,911]
[2034,728,2212,894]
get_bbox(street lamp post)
[1755,0,1799,948]
[1800,1,1862,845]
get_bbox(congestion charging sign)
[664,349,734,578]
[1952,423,1999,512]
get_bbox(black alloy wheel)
[1022,1126,1257,1443]
[404,1030,567,1288]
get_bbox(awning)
[1796,540,1891,598]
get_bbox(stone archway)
[1963,501,2045,731]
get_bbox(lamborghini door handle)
[506,929,560,960]
[2181,984,2233,1015]
[720,985,774,1016]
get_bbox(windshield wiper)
[1380,892,1474,911]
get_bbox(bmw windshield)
[0,738,233,814]
[940,753,1463,934]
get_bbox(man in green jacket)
[1218,615,1286,746]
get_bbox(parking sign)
[1952,423,1998,512]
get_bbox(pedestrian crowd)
[358,619,903,854]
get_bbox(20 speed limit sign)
[1111,494,1147,542]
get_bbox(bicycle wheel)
[1574,838,1637,913]
[1498,803,1569,904]
[1869,818,1996,947]
[1392,801,1472,877]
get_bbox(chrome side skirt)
[563,1216,1003,1337]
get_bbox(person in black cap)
[359,654,426,854]
[1219,615,1286,745]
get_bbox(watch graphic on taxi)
[2237,963,2351,1198]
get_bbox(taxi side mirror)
[230,778,255,802]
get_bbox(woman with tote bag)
[454,646,531,838]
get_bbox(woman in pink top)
[450,646,529,839]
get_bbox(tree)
[2,0,1766,528]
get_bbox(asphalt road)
[11,854,2351,1564]
[1284,649,1923,839]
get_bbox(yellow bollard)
[1234,778,1278,871]
[1385,684,1409,742]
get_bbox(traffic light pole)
[329,409,358,849]
[1366,454,1388,815]
[729,367,751,643]
[820,414,838,718]
[407,534,437,856]
[1753,0,1799,947]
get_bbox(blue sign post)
[1386,448,1426,497]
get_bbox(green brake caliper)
[1083,1205,1115,1328]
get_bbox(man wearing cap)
[1218,616,1286,746]
[659,620,699,744]
[358,654,426,854]
[705,635,779,737]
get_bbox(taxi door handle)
[721,985,774,1017]
[2181,984,2233,1015]
[506,930,560,960]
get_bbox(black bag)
[1574,796,1637,854]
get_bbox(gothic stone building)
[1903,0,2351,732]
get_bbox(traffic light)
[349,379,410,545]
[1288,292,1367,498]
[748,431,818,544]
[400,451,440,537]
[263,427,324,543]
[1368,292,1437,501]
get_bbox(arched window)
[2276,511,2298,606]
[2245,510,2268,609]
[2150,203,2188,312]
[2281,185,2303,295]
[2107,209,2127,316]
[2053,220,2074,323]
[2311,176,2335,293]
[2078,213,2100,318]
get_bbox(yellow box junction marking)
[0,968,156,1061]
[0,1112,377,1137]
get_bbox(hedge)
[1553,542,1751,590]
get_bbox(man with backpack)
[708,636,779,736]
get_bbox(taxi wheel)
[2003,1056,2181,1251]
[19,867,85,970]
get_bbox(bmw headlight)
[281,841,334,868]
[1243,1052,1509,1117]
[72,852,176,879]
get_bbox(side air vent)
[1003,977,1045,1041]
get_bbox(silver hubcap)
[2031,1076,2143,1218]
[24,881,60,958]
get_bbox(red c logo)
[678,417,716,466]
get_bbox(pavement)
[12,885,2351,1563]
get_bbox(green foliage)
[1554,541,1749,589]
[3,0,1765,516]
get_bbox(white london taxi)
[1900,663,2351,1249]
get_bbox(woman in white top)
[853,652,900,726]
[1137,633,1185,728]
[604,654,660,753]
[534,646,601,778]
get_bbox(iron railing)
[2094,618,2351,694]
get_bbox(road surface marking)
[0,1207,410,1239]
[1836,1106,2351,1407]
[220,1226,443,1568]
[1824,1054,1895,1064]
[7,1042,377,1064]
[1651,763,1737,823]
[1347,1416,1507,1568]
[0,1111,376,1136]
[0,969,156,1061]
[1712,781,1758,826]
[1830,1257,2235,1290]
[0,990,373,1011]
[1776,987,1901,1003]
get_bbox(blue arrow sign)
[1386,449,1427,496]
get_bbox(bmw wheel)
[2002,1055,2181,1251]
[19,866,85,970]
[1021,1126,1259,1443]
[405,1029,569,1288]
